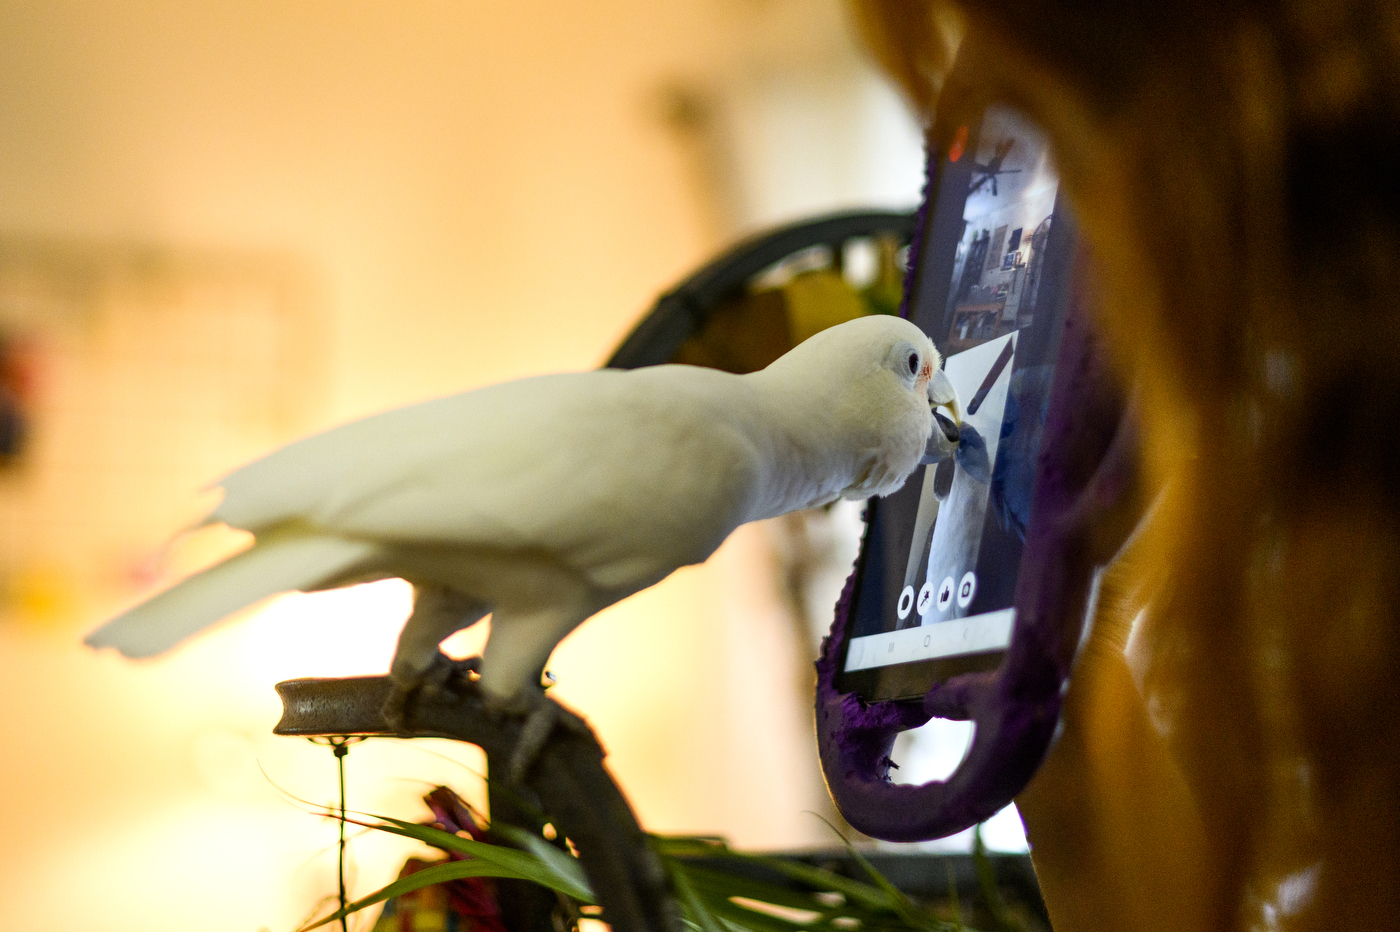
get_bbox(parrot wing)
[209,367,766,589]
[85,530,380,657]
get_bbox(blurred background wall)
[0,2,959,929]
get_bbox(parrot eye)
[908,353,920,375]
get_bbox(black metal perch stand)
[274,674,680,932]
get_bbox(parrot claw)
[497,691,591,784]
[382,653,481,733]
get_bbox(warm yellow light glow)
[232,579,414,684]
[0,2,901,929]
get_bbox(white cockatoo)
[87,315,960,758]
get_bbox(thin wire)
[311,736,366,932]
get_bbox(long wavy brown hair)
[851,2,1400,930]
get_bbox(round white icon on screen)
[897,585,915,620]
[936,576,955,612]
[956,571,977,609]
[916,582,935,615]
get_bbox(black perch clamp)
[273,674,681,932]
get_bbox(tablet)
[835,103,1079,701]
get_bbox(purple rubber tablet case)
[814,109,1139,841]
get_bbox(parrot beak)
[920,367,962,466]
[928,367,961,427]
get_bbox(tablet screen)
[837,105,1079,701]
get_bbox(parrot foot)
[382,653,481,733]
[495,691,591,785]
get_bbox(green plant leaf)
[328,801,984,932]
[750,856,907,914]
[681,864,844,915]
[945,858,966,932]
[807,819,957,932]
[971,826,1026,932]
[652,835,732,858]
[654,834,901,916]
[667,854,736,932]
[298,859,530,931]
[352,814,596,903]
[490,821,594,903]
[654,833,960,931]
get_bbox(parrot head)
[765,315,963,501]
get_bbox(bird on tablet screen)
[86,315,961,775]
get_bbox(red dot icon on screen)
[948,125,968,162]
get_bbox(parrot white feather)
[85,531,379,658]
[86,315,960,717]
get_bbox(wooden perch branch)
[274,675,680,932]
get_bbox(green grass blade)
[666,854,737,932]
[659,834,951,929]
[971,827,1026,932]
[678,857,941,932]
[335,805,981,932]
[806,818,959,932]
[681,863,853,914]
[489,822,594,903]
[653,833,901,915]
[945,859,966,932]
[847,849,921,920]
[748,855,904,913]
[651,835,732,857]
[298,859,530,931]
[354,814,595,902]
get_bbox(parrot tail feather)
[85,533,380,658]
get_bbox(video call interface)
[841,107,1076,690]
